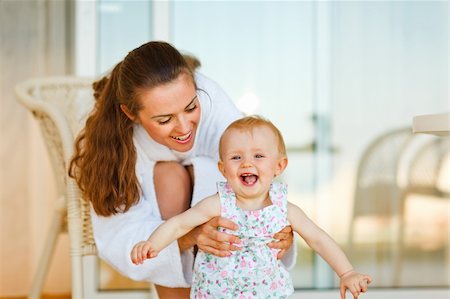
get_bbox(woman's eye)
[255,154,264,158]
[158,117,172,125]
[186,104,197,113]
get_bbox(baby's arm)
[287,203,372,299]
[131,194,221,265]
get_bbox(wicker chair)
[347,127,415,284]
[396,135,450,279]
[348,128,450,285]
[15,77,153,299]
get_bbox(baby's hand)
[130,241,158,265]
[339,270,372,299]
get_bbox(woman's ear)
[120,104,136,121]
[274,156,288,177]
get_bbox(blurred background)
[1,0,448,298]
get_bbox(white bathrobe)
[90,73,296,287]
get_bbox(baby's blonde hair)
[219,115,287,160]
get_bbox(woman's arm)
[131,194,221,264]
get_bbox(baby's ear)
[274,156,288,177]
[218,160,225,176]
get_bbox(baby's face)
[218,126,286,201]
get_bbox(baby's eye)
[231,156,241,160]
[255,154,264,158]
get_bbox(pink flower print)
[240,260,246,267]
[238,295,246,299]
[220,270,228,278]
[206,263,215,271]
[271,249,278,259]
[270,281,278,290]
[197,289,208,298]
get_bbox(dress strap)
[216,181,236,220]
[269,181,288,214]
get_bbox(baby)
[131,115,371,298]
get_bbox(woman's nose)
[176,115,189,132]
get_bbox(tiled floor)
[291,288,449,299]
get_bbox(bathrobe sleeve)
[90,150,194,287]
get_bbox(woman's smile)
[171,131,193,144]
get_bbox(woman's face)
[135,73,201,152]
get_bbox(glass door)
[171,1,337,288]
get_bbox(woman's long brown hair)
[69,42,197,216]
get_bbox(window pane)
[97,0,152,73]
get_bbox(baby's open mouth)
[240,173,258,185]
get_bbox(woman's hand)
[178,216,241,257]
[267,225,294,259]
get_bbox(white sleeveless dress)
[191,181,294,298]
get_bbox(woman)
[69,41,295,298]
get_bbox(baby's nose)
[240,160,252,168]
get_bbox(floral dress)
[190,182,294,299]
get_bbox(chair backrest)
[15,77,97,254]
[353,128,415,218]
[406,137,450,197]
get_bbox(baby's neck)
[235,192,272,211]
